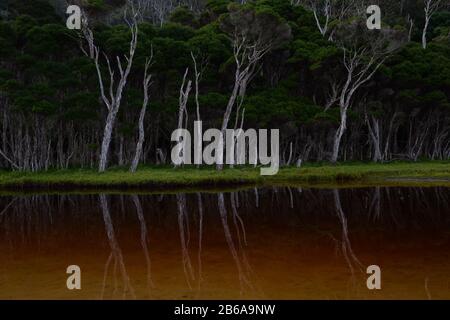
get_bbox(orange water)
[0,188,449,299]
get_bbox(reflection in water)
[369,187,381,221]
[333,189,363,276]
[0,197,16,223]
[99,194,135,299]
[0,186,449,299]
[132,195,154,293]
[196,192,204,295]
[254,188,259,208]
[231,192,247,246]
[176,194,195,289]
[218,193,254,295]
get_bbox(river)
[0,186,449,299]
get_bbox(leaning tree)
[329,21,407,163]
[217,3,291,170]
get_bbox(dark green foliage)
[0,0,449,170]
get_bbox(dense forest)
[0,0,449,172]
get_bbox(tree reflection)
[99,194,135,299]
[132,195,154,294]
[332,189,363,276]
[196,192,204,293]
[0,186,449,299]
[217,192,253,295]
[176,193,195,289]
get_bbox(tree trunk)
[331,107,348,163]
[99,108,118,172]
[422,17,430,49]
[217,73,243,170]
[130,97,148,173]
[367,115,382,162]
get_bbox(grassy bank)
[0,161,450,191]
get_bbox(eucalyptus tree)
[134,0,204,25]
[329,21,406,163]
[130,48,154,173]
[422,0,442,49]
[172,67,192,168]
[190,51,205,167]
[1,0,449,170]
[81,1,140,172]
[293,0,357,40]
[216,3,291,169]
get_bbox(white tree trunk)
[99,109,119,172]
[131,56,153,173]
[422,16,430,49]
[331,108,347,163]
[422,0,442,49]
[82,2,139,172]
[130,103,147,173]
[367,115,383,162]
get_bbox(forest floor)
[0,161,450,192]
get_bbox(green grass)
[0,161,450,192]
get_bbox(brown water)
[0,187,449,300]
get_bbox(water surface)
[0,186,449,299]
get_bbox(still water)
[0,186,449,299]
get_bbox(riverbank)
[0,161,450,192]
